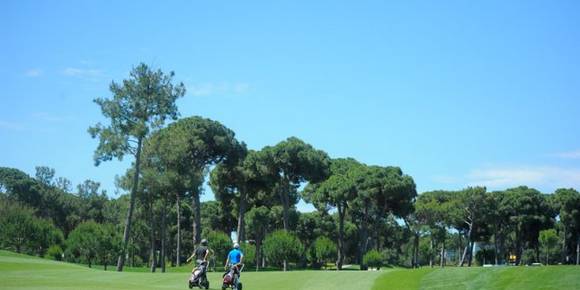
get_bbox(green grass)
[372,268,435,290]
[372,266,580,290]
[0,251,382,290]
[2,251,579,290]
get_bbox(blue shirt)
[228,249,243,264]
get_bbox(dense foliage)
[312,236,337,268]
[363,250,383,270]
[263,230,303,271]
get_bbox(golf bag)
[222,264,243,290]
[189,260,209,289]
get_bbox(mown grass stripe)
[372,266,580,290]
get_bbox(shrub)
[206,231,232,264]
[65,221,101,267]
[97,223,121,270]
[31,218,64,257]
[381,248,399,266]
[0,200,35,254]
[521,249,537,265]
[539,229,560,265]
[45,245,63,261]
[263,230,303,270]
[0,199,63,256]
[363,250,383,270]
[131,255,145,267]
[241,243,256,267]
[312,236,336,268]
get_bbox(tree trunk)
[176,193,181,267]
[236,190,247,243]
[192,191,201,246]
[413,231,419,268]
[117,137,143,272]
[278,179,290,270]
[460,224,473,267]
[150,248,157,272]
[149,196,156,273]
[576,234,580,266]
[278,182,290,231]
[516,231,523,266]
[161,195,167,273]
[467,241,474,267]
[429,238,433,268]
[104,261,107,271]
[459,245,467,267]
[359,202,370,270]
[440,240,445,268]
[336,204,345,270]
[255,238,261,271]
[457,233,463,265]
[157,247,162,269]
[129,240,133,267]
[561,226,567,264]
[130,239,135,267]
[281,200,289,230]
[494,239,499,265]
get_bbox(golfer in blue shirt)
[224,242,244,276]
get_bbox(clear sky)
[2,1,580,210]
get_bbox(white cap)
[233,242,240,249]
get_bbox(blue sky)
[2,1,580,210]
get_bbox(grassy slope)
[0,251,382,290]
[372,266,580,290]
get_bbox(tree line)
[1,63,579,272]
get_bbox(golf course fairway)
[1,251,579,290]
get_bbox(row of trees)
[412,187,580,267]
[0,166,314,270]
[2,63,579,272]
[2,164,578,270]
[0,165,396,271]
